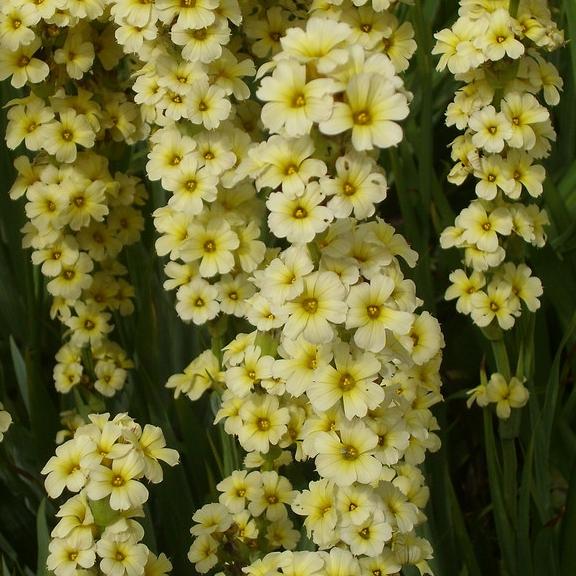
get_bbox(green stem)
[489,335,520,565]
[491,338,512,380]
[501,435,518,520]
[484,410,517,575]
[413,0,434,227]
[509,0,520,17]
[411,0,437,312]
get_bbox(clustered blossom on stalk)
[41,412,178,576]
[132,0,446,573]
[433,0,563,417]
[0,403,12,442]
[0,0,148,397]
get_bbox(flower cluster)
[0,403,12,442]
[154,1,445,574]
[467,372,529,419]
[188,471,299,573]
[1,0,148,397]
[434,0,563,332]
[100,0,264,323]
[100,0,420,327]
[41,412,179,576]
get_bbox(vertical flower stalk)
[104,0,263,330]
[138,0,445,574]
[0,1,150,399]
[434,0,564,416]
[41,412,179,576]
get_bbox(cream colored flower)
[319,73,409,151]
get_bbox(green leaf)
[533,526,558,576]
[35,499,49,576]
[483,410,516,575]
[562,0,576,113]
[1,555,8,575]
[446,473,483,576]
[558,160,576,216]
[541,313,576,470]
[559,460,576,575]
[9,337,28,416]
[517,437,534,576]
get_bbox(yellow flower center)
[84,319,95,331]
[68,551,78,561]
[73,196,85,207]
[496,35,506,43]
[193,29,207,40]
[172,94,182,104]
[267,494,278,504]
[61,129,74,142]
[198,101,208,112]
[229,291,238,300]
[186,179,197,191]
[47,200,56,212]
[488,126,497,135]
[308,357,318,369]
[257,417,270,431]
[195,297,205,307]
[487,174,496,182]
[359,527,370,539]
[285,164,298,175]
[339,373,355,391]
[115,550,125,561]
[361,23,372,33]
[181,0,196,7]
[18,55,30,68]
[170,154,181,166]
[482,222,492,231]
[489,301,499,312]
[303,298,318,313]
[353,110,371,125]
[292,94,306,108]
[112,475,125,487]
[367,304,380,319]
[343,445,358,460]
[204,240,216,253]
[343,182,356,196]
[293,206,307,219]
[204,151,215,160]
[63,269,75,280]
